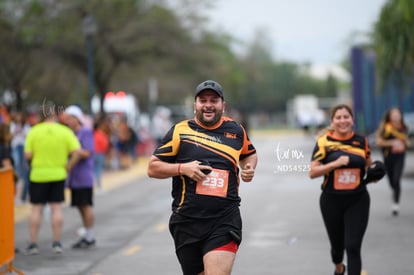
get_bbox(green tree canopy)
[374,0,414,79]
[0,0,345,117]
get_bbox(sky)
[205,0,388,66]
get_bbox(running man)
[147,80,258,275]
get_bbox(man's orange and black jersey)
[380,122,408,157]
[311,131,370,195]
[153,116,256,219]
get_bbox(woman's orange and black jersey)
[153,116,256,219]
[311,131,370,195]
[380,123,408,157]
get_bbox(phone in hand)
[199,160,212,175]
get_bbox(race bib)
[334,168,360,190]
[391,139,405,153]
[196,168,229,197]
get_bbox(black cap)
[195,80,224,99]
[363,160,386,184]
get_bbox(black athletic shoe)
[392,204,399,217]
[52,241,63,254]
[72,238,96,249]
[24,243,39,255]
[334,264,346,275]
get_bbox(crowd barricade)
[0,168,24,275]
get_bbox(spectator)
[93,116,111,190]
[64,105,96,248]
[152,106,172,146]
[0,122,13,170]
[10,111,31,203]
[116,120,138,168]
[24,111,81,255]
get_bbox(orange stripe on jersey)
[327,130,354,141]
[364,137,371,159]
[324,141,367,159]
[183,139,238,168]
[194,117,224,130]
[178,175,186,207]
[384,123,407,141]
[312,137,327,161]
[241,125,254,156]
[182,133,241,157]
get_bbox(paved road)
[10,132,414,275]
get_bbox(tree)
[35,0,226,112]
[237,29,277,112]
[0,3,41,111]
[0,0,337,117]
[374,0,414,80]
[44,0,196,112]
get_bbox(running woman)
[376,107,409,216]
[309,104,375,275]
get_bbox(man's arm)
[2,158,13,168]
[25,152,32,161]
[66,149,83,172]
[77,148,91,159]
[147,156,211,182]
[147,156,181,179]
[239,153,258,182]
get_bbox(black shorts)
[71,188,93,207]
[29,180,65,204]
[169,207,242,275]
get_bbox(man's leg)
[49,202,63,242]
[78,205,94,227]
[79,205,95,241]
[175,243,204,275]
[203,250,236,275]
[29,204,44,243]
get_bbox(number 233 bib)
[196,168,229,197]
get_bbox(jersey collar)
[327,130,354,140]
[194,116,224,130]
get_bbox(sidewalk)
[13,157,149,224]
